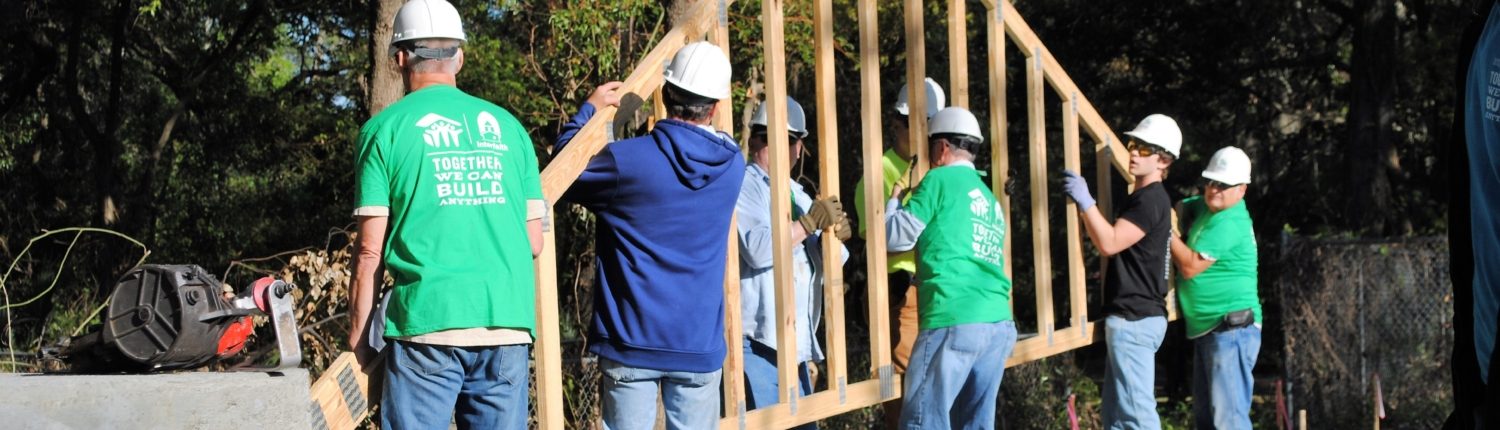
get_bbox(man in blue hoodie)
[554,41,743,430]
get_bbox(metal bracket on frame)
[789,385,799,415]
[718,0,728,27]
[838,376,847,404]
[737,400,747,430]
[878,364,895,400]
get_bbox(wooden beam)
[984,1,1011,282]
[858,0,894,393]
[995,0,1129,182]
[1025,48,1054,346]
[1095,136,1113,294]
[760,0,801,409]
[722,214,748,421]
[720,377,898,429]
[538,0,728,202]
[714,4,744,422]
[948,0,968,108]
[1061,96,1087,338]
[813,0,849,401]
[906,0,929,180]
[534,227,563,429]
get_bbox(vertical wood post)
[533,227,563,429]
[984,1,1011,282]
[1062,96,1086,335]
[948,0,968,109]
[1026,48,1054,345]
[859,0,896,401]
[905,0,929,180]
[813,0,849,402]
[722,214,747,421]
[760,0,801,408]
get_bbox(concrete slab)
[0,369,313,430]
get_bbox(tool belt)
[1221,308,1255,330]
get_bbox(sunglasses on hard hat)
[1125,140,1164,158]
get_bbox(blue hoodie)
[555,102,745,373]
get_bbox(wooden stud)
[906,0,929,180]
[858,0,894,388]
[1096,137,1113,284]
[1062,96,1087,336]
[652,86,667,128]
[814,0,848,398]
[532,227,564,430]
[948,0,968,109]
[719,378,895,429]
[711,0,734,132]
[1026,48,1054,346]
[760,0,801,408]
[984,1,1011,282]
[722,214,747,422]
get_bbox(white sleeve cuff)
[353,206,390,217]
[527,199,547,221]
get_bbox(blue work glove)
[1061,169,1096,211]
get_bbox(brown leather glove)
[799,196,845,233]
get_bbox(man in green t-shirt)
[850,77,946,428]
[885,107,1015,429]
[1169,146,1260,430]
[347,1,544,428]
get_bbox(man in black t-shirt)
[1062,114,1181,429]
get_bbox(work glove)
[830,212,853,241]
[800,196,845,234]
[1061,170,1096,211]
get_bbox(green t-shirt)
[355,85,543,338]
[853,148,916,274]
[902,164,1012,329]
[1177,196,1261,338]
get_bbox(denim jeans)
[741,339,817,429]
[1192,324,1260,430]
[899,321,1018,430]
[599,358,722,430]
[381,340,530,430]
[1102,315,1166,430]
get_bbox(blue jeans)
[381,340,529,430]
[1102,315,1166,430]
[1192,324,1260,430]
[741,338,817,429]
[600,358,722,430]
[899,321,1018,430]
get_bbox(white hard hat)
[894,78,947,118]
[1201,146,1252,185]
[1122,114,1182,158]
[928,107,983,143]
[663,41,732,100]
[392,0,466,45]
[750,97,809,139]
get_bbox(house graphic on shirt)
[415,113,464,148]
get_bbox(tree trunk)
[369,0,404,117]
[1346,0,1398,234]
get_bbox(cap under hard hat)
[1201,146,1252,185]
[928,107,984,144]
[392,0,467,46]
[894,78,947,118]
[663,42,733,100]
[751,97,809,139]
[1122,114,1183,158]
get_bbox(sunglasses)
[1203,179,1241,191]
[1125,140,1164,158]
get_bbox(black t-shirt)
[1102,182,1172,320]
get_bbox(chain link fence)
[1272,235,1451,429]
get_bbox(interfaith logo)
[415,113,464,148]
